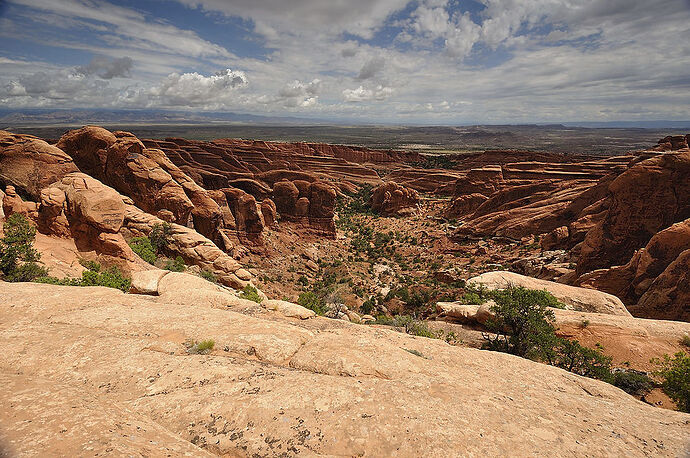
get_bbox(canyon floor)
[1,126,690,456]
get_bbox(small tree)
[482,286,558,360]
[149,223,172,254]
[0,214,48,281]
[654,352,690,412]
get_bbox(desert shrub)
[610,370,654,396]
[80,266,131,292]
[653,351,690,412]
[298,291,327,315]
[0,214,48,282]
[36,265,131,292]
[149,222,172,254]
[165,255,186,272]
[546,338,612,381]
[482,285,615,382]
[460,291,483,305]
[680,335,690,349]
[296,275,308,286]
[128,236,157,265]
[240,284,262,303]
[360,298,376,315]
[185,339,215,355]
[482,286,559,359]
[200,269,217,283]
[79,259,101,272]
[373,314,440,339]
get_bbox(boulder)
[468,271,631,316]
[370,182,419,216]
[130,269,169,295]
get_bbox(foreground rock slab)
[1,282,689,457]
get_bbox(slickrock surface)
[1,281,689,457]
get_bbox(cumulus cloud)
[76,56,133,79]
[343,85,394,102]
[1,69,110,102]
[133,69,249,107]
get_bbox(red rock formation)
[653,134,690,151]
[370,182,419,216]
[0,130,78,198]
[577,151,690,275]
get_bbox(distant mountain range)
[0,109,327,126]
[1,108,689,129]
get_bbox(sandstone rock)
[578,151,690,275]
[468,271,631,316]
[0,130,79,199]
[263,299,316,319]
[370,182,419,216]
[541,225,569,250]
[446,192,488,218]
[2,281,688,457]
[130,269,170,295]
[2,185,30,218]
[260,198,277,227]
[56,173,125,233]
[123,206,251,288]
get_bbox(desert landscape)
[1,125,690,456]
[2,0,690,456]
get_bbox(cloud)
[357,56,386,80]
[343,85,394,102]
[141,69,248,107]
[76,56,133,79]
[174,0,411,39]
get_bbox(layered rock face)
[370,182,419,216]
[2,280,689,457]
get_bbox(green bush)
[35,265,130,292]
[610,370,654,396]
[36,265,131,292]
[240,284,262,303]
[482,285,616,384]
[200,270,217,283]
[128,236,157,265]
[0,214,48,281]
[165,255,186,272]
[654,351,690,412]
[297,291,327,315]
[546,338,612,381]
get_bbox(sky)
[0,0,689,124]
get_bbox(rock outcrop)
[468,271,631,316]
[370,182,419,216]
[2,281,689,457]
[0,130,79,198]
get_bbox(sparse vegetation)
[680,335,690,349]
[482,285,616,384]
[165,255,186,272]
[200,269,217,283]
[297,291,328,315]
[185,339,215,355]
[240,284,263,303]
[653,351,690,412]
[610,370,654,396]
[128,236,157,265]
[36,263,131,292]
[0,213,48,282]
